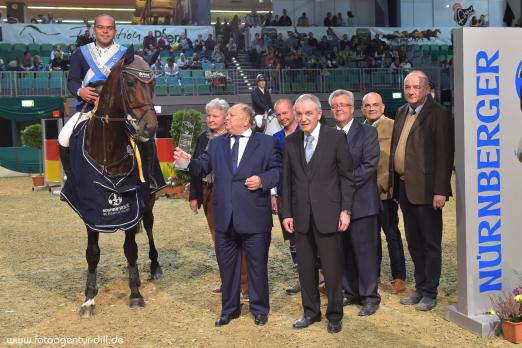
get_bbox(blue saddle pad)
[61,120,155,233]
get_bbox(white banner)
[0,24,213,46]
[249,26,452,45]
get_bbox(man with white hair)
[282,94,354,333]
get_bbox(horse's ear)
[123,45,134,65]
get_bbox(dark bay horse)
[78,50,162,318]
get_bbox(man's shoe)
[358,304,379,316]
[292,315,321,329]
[416,297,437,311]
[343,296,361,306]
[215,312,240,326]
[254,314,268,326]
[327,320,342,334]
[285,279,301,295]
[212,284,222,294]
[400,292,423,305]
[391,279,406,294]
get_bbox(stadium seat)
[27,44,40,55]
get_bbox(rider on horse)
[58,14,160,188]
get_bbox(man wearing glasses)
[330,89,381,316]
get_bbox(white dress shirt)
[303,123,321,149]
[337,118,354,134]
[230,128,253,168]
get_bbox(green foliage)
[21,123,42,150]
[170,108,203,184]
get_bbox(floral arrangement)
[490,284,522,323]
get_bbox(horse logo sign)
[453,3,475,26]
[108,193,123,207]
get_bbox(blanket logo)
[108,193,123,207]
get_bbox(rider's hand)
[78,87,99,104]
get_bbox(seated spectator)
[164,58,179,78]
[308,32,319,49]
[389,57,401,71]
[279,9,292,26]
[143,31,157,50]
[50,45,63,61]
[324,12,333,26]
[347,11,355,26]
[144,43,155,57]
[308,56,319,69]
[211,46,225,63]
[273,33,288,53]
[478,14,489,27]
[193,34,204,52]
[215,17,223,38]
[271,15,280,26]
[205,63,225,81]
[7,16,19,23]
[200,45,211,62]
[60,52,71,71]
[191,53,202,69]
[51,56,63,71]
[470,16,479,27]
[205,34,216,51]
[264,49,275,68]
[20,51,34,71]
[289,51,304,69]
[158,34,171,51]
[297,12,309,26]
[285,31,297,49]
[328,46,339,65]
[318,35,329,56]
[332,14,339,26]
[178,53,189,69]
[76,30,94,47]
[400,57,412,72]
[226,38,238,58]
[178,33,193,53]
[151,58,164,78]
[298,38,312,56]
[340,34,350,51]
[205,63,226,90]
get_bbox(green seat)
[12,44,27,54]
[168,83,182,96]
[179,70,191,78]
[0,43,12,54]
[40,44,53,56]
[181,77,194,95]
[154,84,167,96]
[27,43,40,55]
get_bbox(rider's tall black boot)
[141,139,158,190]
[58,145,71,180]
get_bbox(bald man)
[362,92,406,294]
[390,71,453,311]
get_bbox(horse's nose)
[142,121,158,138]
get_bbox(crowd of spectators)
[248,28,420,72]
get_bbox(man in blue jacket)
[174,103,282,327]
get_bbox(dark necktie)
[231,135,242,174]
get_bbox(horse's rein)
[120,66,156,125]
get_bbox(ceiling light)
[27,6,135,11]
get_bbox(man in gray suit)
[281,94,355,333]
[330,89,381,316]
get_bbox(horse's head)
[119,48,158,140]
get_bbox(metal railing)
[0,67,450,98]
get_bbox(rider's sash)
[80,43,127,85]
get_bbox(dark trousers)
[398,179,442,299]
[295,215,344,322]
[215,223,271,317]
[342,215,381,305]
[377,199,406,280]
[203,183,248,292]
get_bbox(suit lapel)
[346,120,360,146]
[222,136,233,175]
[236,132,259,176]
[409,97,432,135]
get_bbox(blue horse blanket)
[61,120,165,233]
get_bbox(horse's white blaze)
[82,298,95,307]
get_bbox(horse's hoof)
[79,305,95,318]
[150,265,163,280]
[129,297,144,309]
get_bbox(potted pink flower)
[491,284,522,344]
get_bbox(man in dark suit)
[281,94,354,334]
[250,74,273,116]
[175,103,282,326]
[329,89,381,316]
[188,98,249,298]
[390,70,453,311]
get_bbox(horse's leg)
[80,227,100,318]
[124,228,144,308]
[143,195,163,279]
